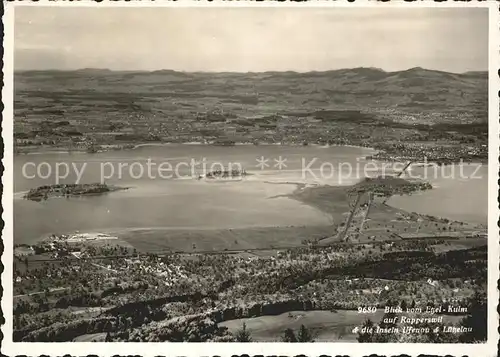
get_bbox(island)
[198,168,250,180]
[24,183,129,202]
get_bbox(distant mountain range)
[15,66,488,94]
[16,66,488,76]
[15,66,488,125]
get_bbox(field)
[115,225,334,253]
[220,310,374,341]
[73,333,107,342]
[220,310,465,342]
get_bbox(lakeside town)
[14,68,488,166]
[14,109,487,165]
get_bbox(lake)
[388,164,488,225]
[13,145,487,245]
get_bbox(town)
[14,69,488,167]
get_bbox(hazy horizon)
[15,7,488,73]
[13,66,488,75]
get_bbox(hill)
[13,67,488,152]
[14,66,487,118]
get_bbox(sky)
[14,7,489,73]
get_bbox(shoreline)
[14,143,487,169]
[281,179,485,229]
[15,141,377,156]
[17,176,486,251]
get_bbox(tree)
[357,318,375,342]
[374,299,399,343]
[282,328,297,342]
[400,299,407,311]
[459,292,487,343]
[297,325,314,342]
[235,323,252,342]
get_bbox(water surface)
[14,145,487,245]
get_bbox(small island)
[24,183,128,202]
[198,168,250,180]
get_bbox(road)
[14,286,69,299]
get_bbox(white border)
[2,1,499,356]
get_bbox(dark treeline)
[274,246,486,291]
